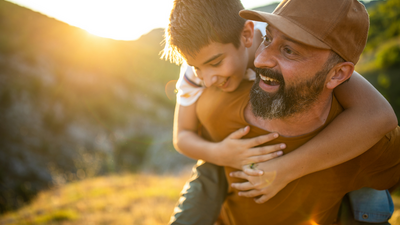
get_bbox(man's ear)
[326,62,355,89]
[242,21,254,48]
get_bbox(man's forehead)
[266,25,306,47]
[266,25,329,53]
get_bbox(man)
[189,0,400,224]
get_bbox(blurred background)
[0,0,398,224]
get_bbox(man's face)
[250,25,332,119]
[185,42,248,92]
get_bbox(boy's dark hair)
[161,0,246,64]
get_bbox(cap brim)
[239,10,330,50]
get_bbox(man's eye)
[283,47,293,55]
[262,35,272,46]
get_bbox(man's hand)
[215,126,285,169]
[229,159,293,204]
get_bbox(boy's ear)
[326,62,355,89]
[242,21,254,48]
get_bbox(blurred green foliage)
[375,44,400,69]
[365,0,400,53]
[357,0,400,121]
[115,134,153,172]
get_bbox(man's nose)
[254,44,278,69]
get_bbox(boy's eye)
[193,67,200,75]
[211,60,222,67]
[262,35,272,46]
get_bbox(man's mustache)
[254,67,285,85]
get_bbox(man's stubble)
[250,64,332,120]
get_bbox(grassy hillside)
[0,173,399,225]
[0,0,192,213]
[0,173,191,225]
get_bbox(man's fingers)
[227,126,250,139]
[246,133,279,146]
[238,189,263,198]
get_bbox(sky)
[6,0,279,41]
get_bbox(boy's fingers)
[247,133,279,146]
[246,150,283,164]
[249,143,285,157]
[228,126,250,139]
[254,193,272,204]
[231,182,254,191]
[229,171,248,180]
[238,189,262,198]
[243,167,264,176]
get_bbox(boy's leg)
[169,160,228,225]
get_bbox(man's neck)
[244,94,333,137]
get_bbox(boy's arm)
[230,71,398,203]
[173,102,284,169]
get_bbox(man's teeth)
[260,74,278,83]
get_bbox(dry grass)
[0,173,190,225]
[0,173,399,225]
[391,196,400,225]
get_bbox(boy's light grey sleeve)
[169,161,228,225]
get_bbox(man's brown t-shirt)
[196,80,400,225]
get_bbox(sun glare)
[6,0,278,40]
[6,0,174,40]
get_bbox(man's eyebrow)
[266,25,304,46]
[202,53,223,65]
[282,35,304,46]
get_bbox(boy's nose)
[204,75,218,87]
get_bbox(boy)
[162,0,398,224]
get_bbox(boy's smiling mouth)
[218,77,229,87]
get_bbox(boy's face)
[185,41,249,92]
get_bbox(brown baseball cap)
[239,0,369,64]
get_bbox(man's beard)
[250,67,329,119]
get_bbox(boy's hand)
[229,158,292,204]
[216,126,285,170]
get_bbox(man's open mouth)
[260,74,280,86]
